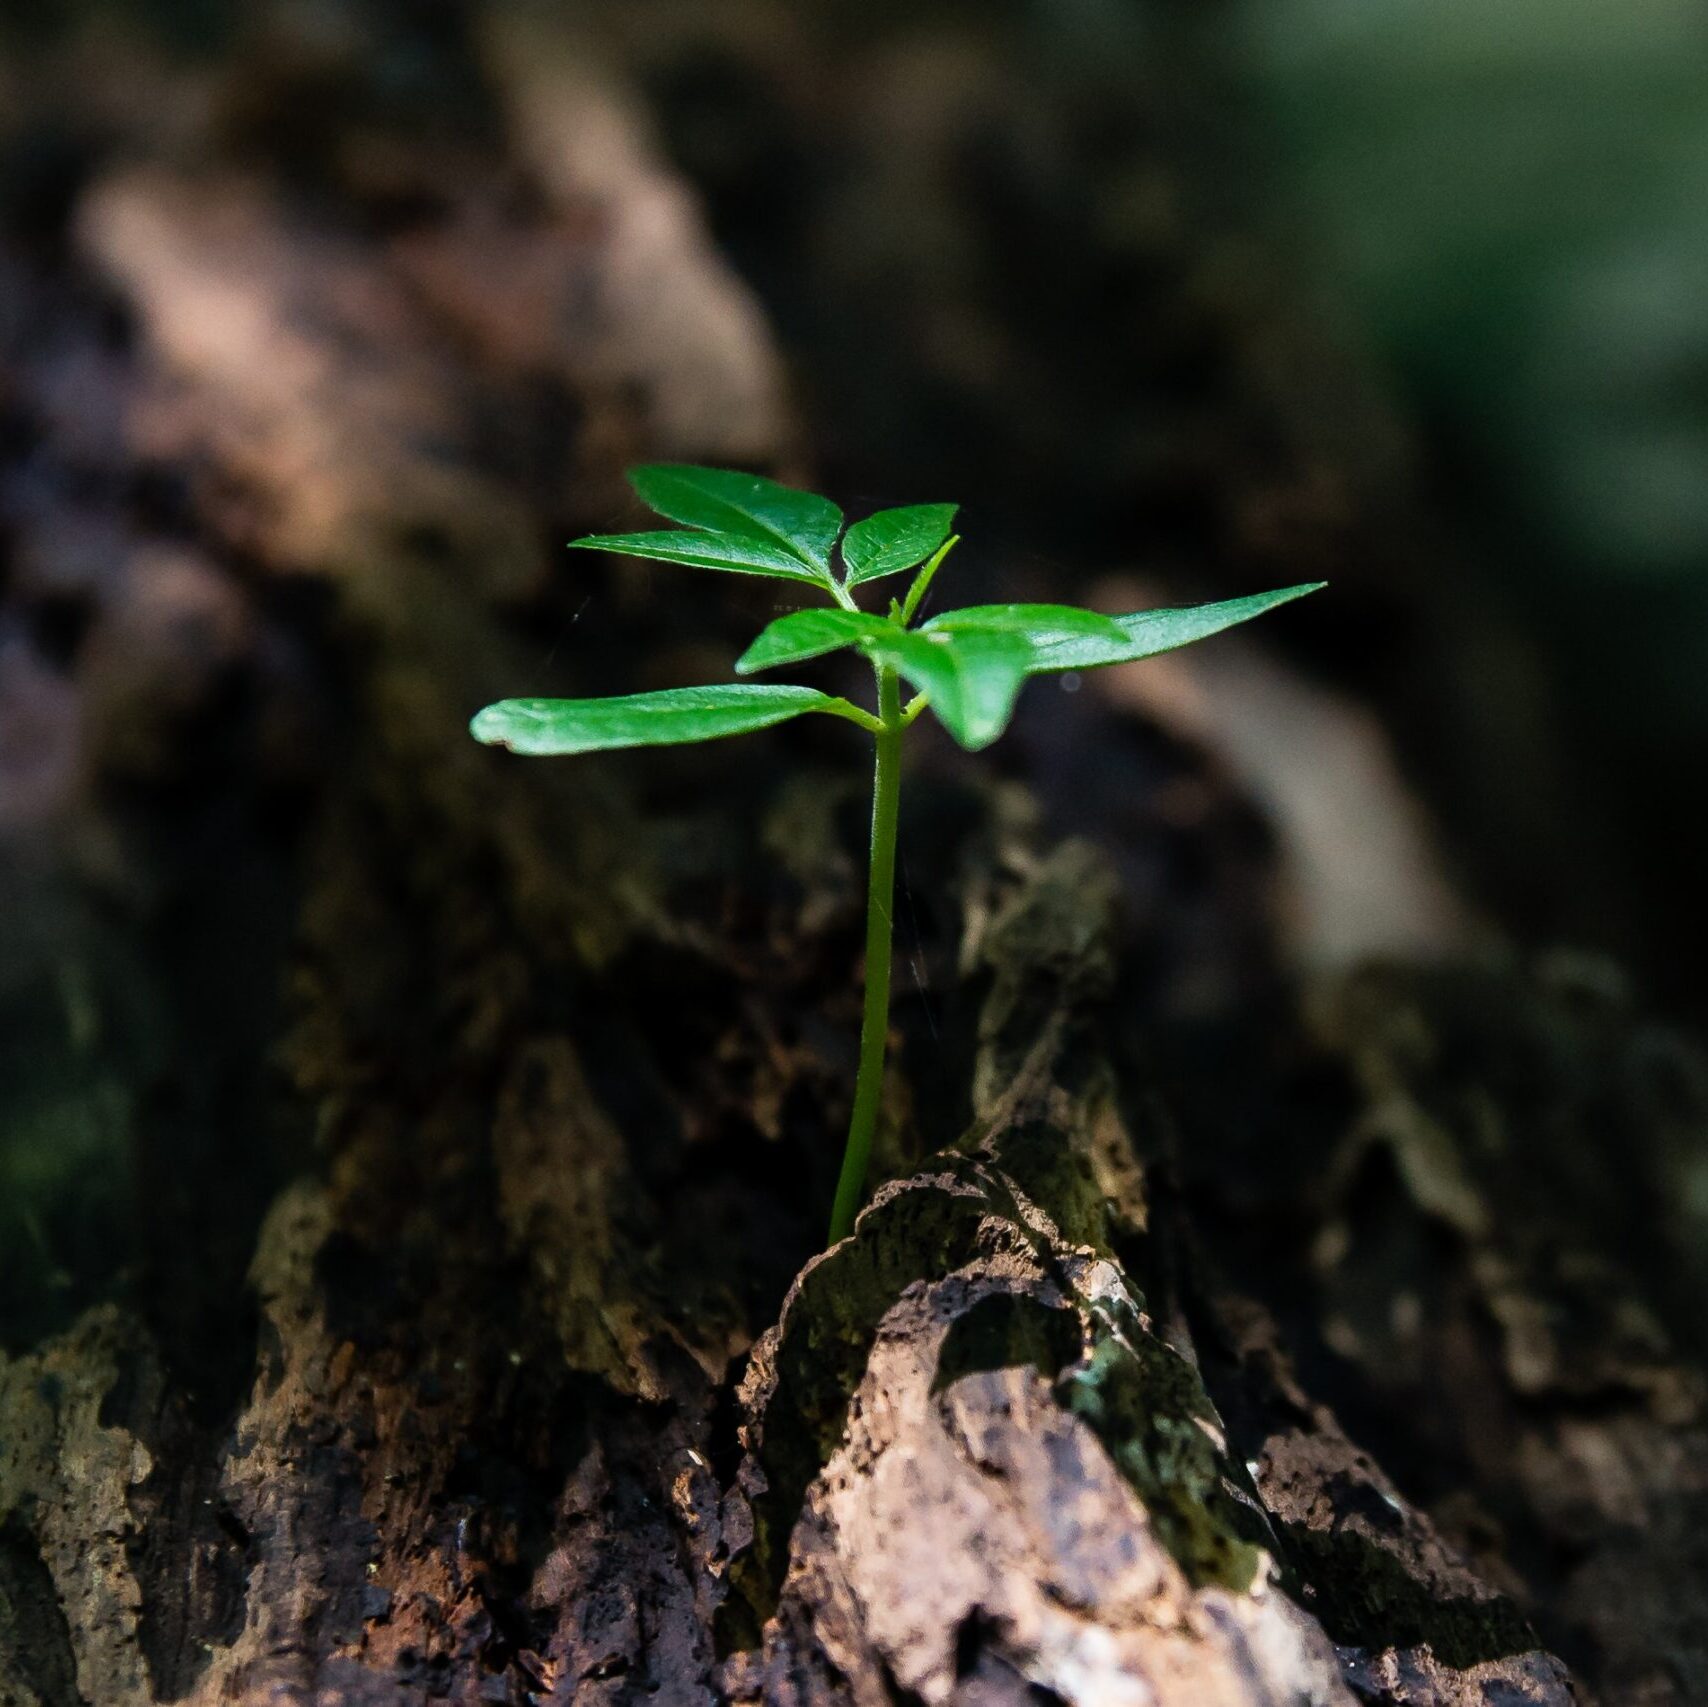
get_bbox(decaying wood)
[2,13,1704,1707]
[1286,964,1708,1704]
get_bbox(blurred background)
[3,0,1707,1349]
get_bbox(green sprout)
[471,466,1322,1244]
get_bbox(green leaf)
[568,530,830,585]
[738,605,1122,683]
[1022,583,1327,673]
[840,504,958,586]
[736,609,1031,749]
[875,628,1032,750]
[629,465,843,575]
[920,604,1128,645]
[470,684,869,755]
[736,609,892,675]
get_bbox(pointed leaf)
[868,628,1033,751]
[736,609,892,675]
[737,611,1031,750]
[629,465,842,575]
[1022,583,1327,674]
[470,684,866,756]
[841,504,958,586]
[569,529,829,585]
[921,603,1127,645]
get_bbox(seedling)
[472,466,1321,1243]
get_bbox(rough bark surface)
[2,10,1704,1707]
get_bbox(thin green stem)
[898,534,960,626]
[823,699,887,736]
[828,573,862,614]
[828,664,903,1243]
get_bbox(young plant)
[471,466,1322,1243]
